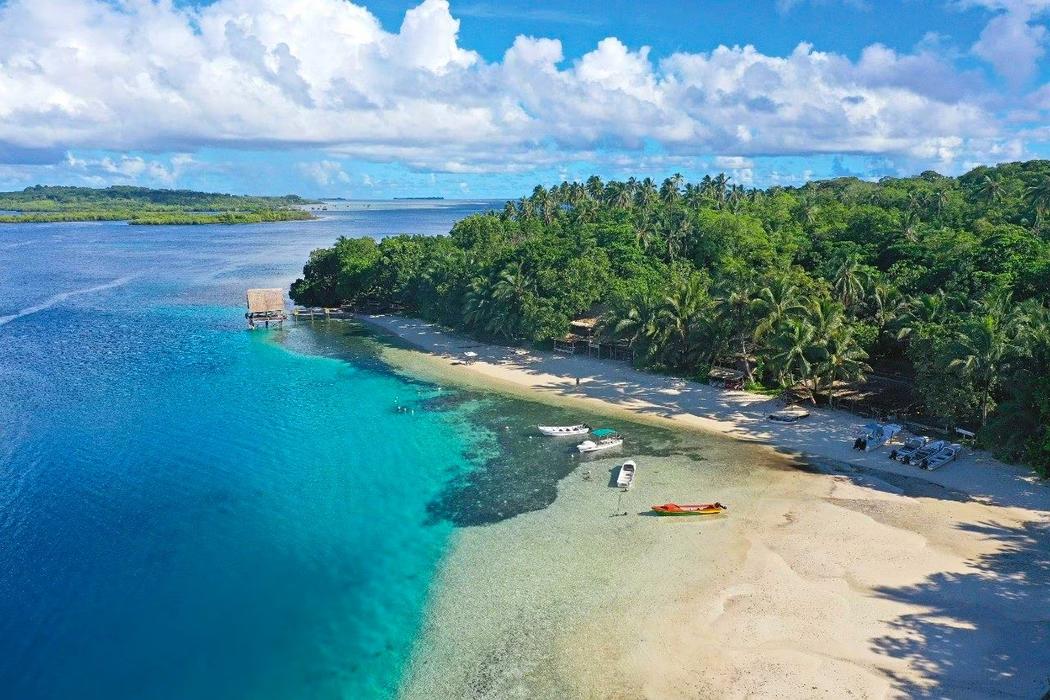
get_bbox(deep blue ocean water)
[0,203,503,699]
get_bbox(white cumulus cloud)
[0,0,1043,177]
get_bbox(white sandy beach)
[352,314,1050,699]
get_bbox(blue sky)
[1,0,1048,197]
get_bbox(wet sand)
[349,315,1050,699]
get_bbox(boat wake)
[0,274,140,327]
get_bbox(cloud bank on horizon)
[0,0,1048,195]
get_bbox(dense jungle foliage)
[291,161,1050,476]
[0,185,315,224]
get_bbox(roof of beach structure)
[246,288,285,313]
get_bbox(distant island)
[292,160,1050,478]
[0,185,317,225]
[394,196,445,200]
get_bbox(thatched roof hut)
[247,288,285,314]
[246,288,287,328]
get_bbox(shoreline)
[336,314,1050,699]
[354,313,1049,513]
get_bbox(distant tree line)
[291,161,1050,476]
[0,185,315,224]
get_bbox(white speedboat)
[538,424,590,437]
[577,428,623,453]
[920,443,962,470]
[853,422,902,451]
[906,439,946,465]
[891,436,927,463]
[616,460,636,489]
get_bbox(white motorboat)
[616,460,636,489]
[920,443,962,470]
[906,439,946,465]
[538,424,590,437]
[891,436,927,463]
[853,422,902,451]
[577,428,623,453]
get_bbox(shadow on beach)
[870,519,1050,698]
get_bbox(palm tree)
[895,290,951,341]
[1024,176,1050,224]
[832,257,870,310]
[819,327,870,406]
[659,175,682,207]
[636,177,658,210]
[462,277,495,332]
[633,211,656,251]
[769,319,816,389]
[712,173,731,207]
[752,277,805,342]
[585,175,604,201]
[975,174,1004,207]
[658,274,712,370]
[899,210,919,242]
[714,280,758,382]
[869,281,907,337]
[947,291,1031,428]
[603,293,664,365]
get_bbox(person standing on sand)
[575,377,580,389]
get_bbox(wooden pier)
[290,307,356,320]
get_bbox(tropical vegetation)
[291,161,1050,476]
[0,185,315,224]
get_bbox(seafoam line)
[0,274,141,327]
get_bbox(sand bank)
[350,315,1050,699]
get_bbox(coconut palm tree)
[894,290,951,341]
[712,173,731,207]
[975,174,1004,207]
[1024,176,1050,224]
[714,280,758,382]
[659,175,683,206]
[769,319,816,389]
[832,257,870,310]
[603,292,664,365]
[462,277,495,332]
[947,291,1031,428]
[752,277,805,342]
[636,177,658,210]
[658,274,713,370]
[633,211,656,251]
[899,210,919,242]
[819,327,870,406]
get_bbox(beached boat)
[651,502,727,516]
[903,439,946,465]
[920,443,962,470]
[890,436,927,463]
[577,428,623,453]
[616,460,636,489]
[853,422,902,451]
[538,424,590,437]
[768,406,810,422]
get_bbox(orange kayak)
[651,502,727,516]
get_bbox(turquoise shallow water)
[0,207,495,699]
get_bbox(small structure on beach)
[553,316,631,361]
[245,288,287,329]
[708,366,745,390]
